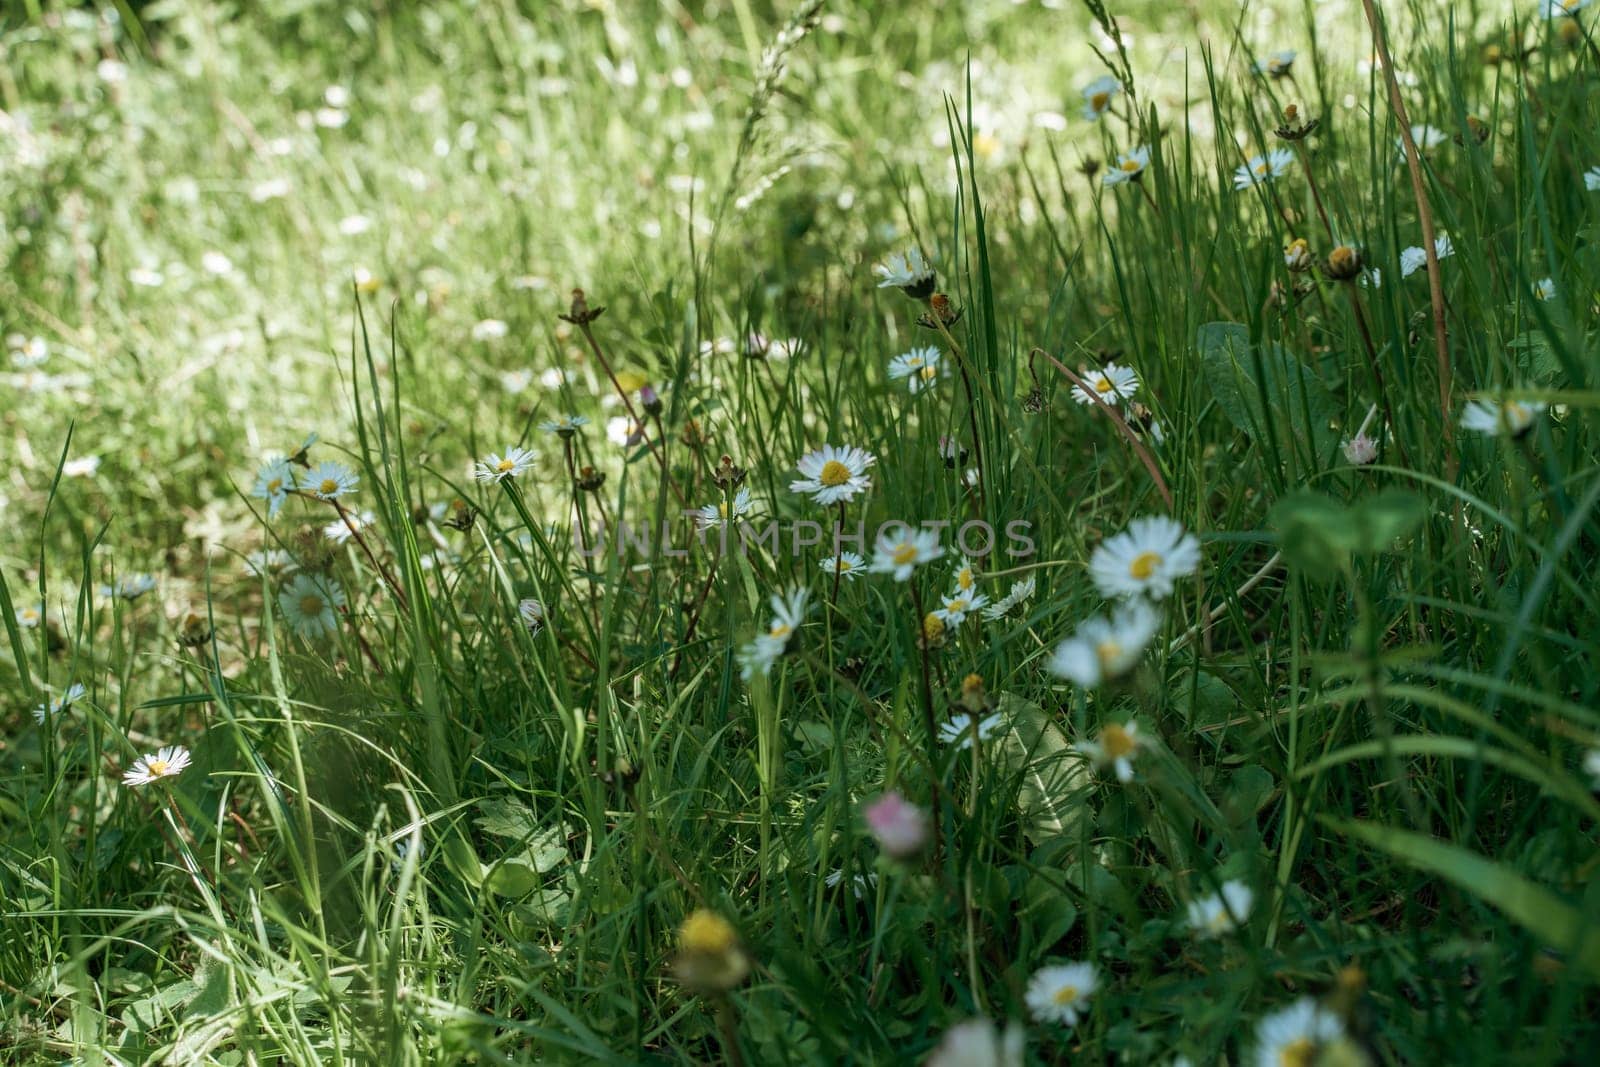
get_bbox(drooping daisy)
[539,414,590,437]
[926,1019,1025,1067]
[278,573,347,639]
[1025,961,1099,1026]
[886,346,945,394]
[1102,145,1151,186]
[1283,238,1313,272]
[737,588,810,680]
[694,487,754,530]
[982,575,1037,620]
[873,248,936,297]
[1254,49,1297,77]
[820,551,866,580]
[122,745,192,787]
[300,461,359,501]
[473,445,538,484]
[1089,516,1201,600]
[1069,362,1140,405]
[1252,998,1344,1067]
[1534,277,1557,301]
[1075,720,1146,782]
[869,526,944,580]
[518,598,545,634]
[1399,233,1454,277]
[1460,398,1546,438]
[937,710,1005,750]
[933,590,991,626]
[1186,879,1255,938]
[33,682,86,725]
[1545,0,1596,18]
[1234,148,1296,190]
[1046,601,1163,687]
[824,868,879,899]
[1081,75,1121,122]
[789,444,875,506]
[324,509,376,544]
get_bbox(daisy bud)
[558,287,604,325]
[177,612,213,648]
[640,384,663,415]
[1322,245,1363,281]
[959,673,990,713]
[1273,104,1318,141]
[863,791,930,860]
[680,418,706,448]
[1454,115,1490,146]
[1283,238,1313,273]
[575,466,607,493]
[672,910,749,993]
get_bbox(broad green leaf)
[1198,321,1340,469]
[992,694,1087,843]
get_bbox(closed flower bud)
[673,910,749,992]
[1323,245,1363,281]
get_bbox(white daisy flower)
[122,745,192,787]
[1025,961,1099,1026]
[338,214,373,236]
[1360,267,1383,289]
[1585,166,1600,191]
[694,487,754,530]
[278,573,347,639]
[471,318,509,341]
[1546,0,1596,17]
[518,598,544,634]
[1081,75,1121,121]
[1089,516,1201,600]
[820,552,866,580]
[1583,748,1600,790]
[15,604,43,628]
[1234,148,1296,190]
[250,177,292,202]
[1534,277,1557,301]
[324,509,376,544]
[1397,124,1447,155]
[869,527,944,580]
[982,576,1037,620]
[201,250,234,276]
[1460,399,1546,438]
[1070,362,1140,405]
[926,1019,1025,1067]
[824,868,879,899]
[499,369,533,394]
[245,548,296,577]
[1253,998,1344,1067]
[314,106,348,128]
[1253,49,1297,77]
[737,587,810,680]
[1046,601,1163,687]
[9,335,48,367]
[129,266,166,287]
[33,682,87,725]
[474,445,538,484]
[1399,234,1454,277]
[101,574,157,601]
[63,456,101,477]
[951,557,980,594]
[873,248,936,294]
[933,591,991,626]
[790,444,876,506]
[937,711,1005,750]
[300,461,359,501]
[1186,879,1255,937]
[1075,719,1146,782]
[1102,145,1151,185]
[539,414,590,437]
[886,345,945,394]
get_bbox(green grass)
[3,0,1600,1063]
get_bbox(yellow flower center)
[1255,161,1270,175]
[919,365,938,381]
[818,460,851,487]
[1053,984,1080,1005]
[267,477,283,493]
[1279,1038,1316,1067]
[923,613,945,641]
[497,458,516,472]
[957,568,974,590]
[1094,375,1115,393]
[1090,92,1110,111]
[1101,723,1136,759]
[893,542,918,565]
[718,501,730,518]
[1095,639,1123,670]
[680,910,737,954]
[319,478,338,495]
[147,759,169,776]
[837,559,854,572]
[769,623,792,640]
[946,598,968,614]
[1120,158,1142,172]
[1128,550,1162,580]
[299,594,325,615]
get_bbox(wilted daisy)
[820,551,866,580]
[33,682,86,725]
[1341,432,1380,466]
[473,445,538,484]
[789,444,875,506]
[299,461,359,500]
[122,745,192,787]
[471,318,509,341]
[1283,238,1313,272]
[1081,75,1121,121]
[1070,362,1140,405]
[1046,601,1162,687]
[1089,516,1201,600]
[1399,234,1454,277]
[1253,998,1344,1067]
[1254,49,1297,77]
[873,248,936,297]
[927,1019,1025,1067]
[1534,277,1557,301]
[1460,398,1546,438]
[101,574,157,601]
[539,414,590,437]
[324,509,376,544]
[518,598,545,634]
[737,587,810,680]
[1186,879,1255,937]
[869,526,944,580]
[694,487,753,530]
[982,575,1037,620]
[1075,720,1146,782]
[1234,148,1296,189]
[278,573,347,639]
[933,590,991,626]
[1026,961,1099,1026]
[886,346,945,394]
[1102,145,1151,185]
[938,710,1005,750]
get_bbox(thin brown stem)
[575,319,686,506]
[929,315,989,518]
[1341,287,1410,468]
[1040,351,1174,509]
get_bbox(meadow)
[3,0,1600,1062]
